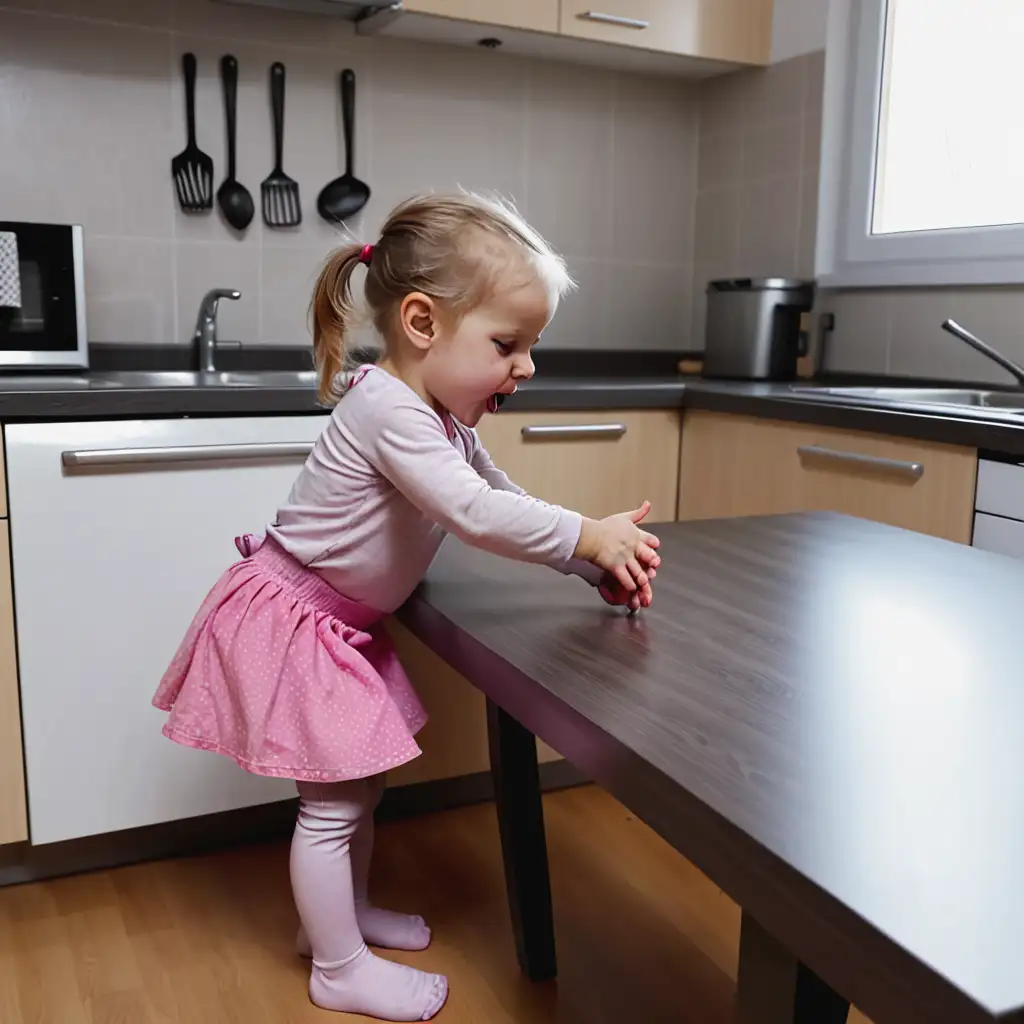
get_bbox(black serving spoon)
[217,55,254,231]
[317,68,370,223]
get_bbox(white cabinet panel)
[972,512,1024,561]
[975,458,1024,520]
[6,416,328,844]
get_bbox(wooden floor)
[0,785,870,1023]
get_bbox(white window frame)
[816,0,1024,288]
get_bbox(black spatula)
[172,53,213,212]
[261,61,301,228]
[317,69,371,224]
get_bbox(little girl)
[152,193,661,1021]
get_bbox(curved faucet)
[942,319,1024,388]
[194,288,241,372]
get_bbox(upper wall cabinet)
[559,0,772,65]
[356,0,774,75]
[403,0,558,34]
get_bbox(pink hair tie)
[359,243,374,266]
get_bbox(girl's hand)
[575,500,661,593]
[598,565,657,612]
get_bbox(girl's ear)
[400,292,436,351]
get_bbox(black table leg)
[737,912,850,1024]
[486,696,557,982]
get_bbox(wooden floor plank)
[0,785,773,1023]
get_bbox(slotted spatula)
[262,61,301,228]
[172,52,213,212]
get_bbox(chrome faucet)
[942,319,1024,388]
[193,288,241,372]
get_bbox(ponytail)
[310,242,364,406]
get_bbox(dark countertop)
[2,365,1024,457]
[399,513,1024,1023]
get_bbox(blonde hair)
[309,192,574,405]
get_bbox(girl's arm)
[363,398,587,570]
[468,438,604,586]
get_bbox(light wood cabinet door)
[677,411,977,544]
[477,408,681,522]
[0,520,27,845]
[559,0,772,64]
[390,408,682,785]
[404,0,558,33]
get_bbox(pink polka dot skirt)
[152,536,427,782]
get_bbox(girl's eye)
[492,339,513,355]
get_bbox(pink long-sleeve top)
[266,365,601,614]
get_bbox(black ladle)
[217,54,255,231]
[317,68,370,223]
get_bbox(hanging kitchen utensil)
[217,54,255,231]
[172,52,214,213]
[261,61,301,228]
[316,68,370,224]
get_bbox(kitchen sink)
[95,369,319,389]
[787,384,1024,413]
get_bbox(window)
[817,0,1024,287]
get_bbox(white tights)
[290,777,448,1020]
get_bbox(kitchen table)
[397,512,1024,1024]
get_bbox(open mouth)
[487,393,507,414]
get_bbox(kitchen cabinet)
[5,416,328,845]
[404,0,557,33]
[559,0,773,64]
[0,517,28,847]
[389,408,682,787]
[677,411,977,543]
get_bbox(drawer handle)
[521,423,627,441]
[61,442,315,469]
[797,445,924,480]
[578,10,650,29]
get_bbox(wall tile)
[694,186,741,279]
[366,41,528,238]
[698,127,744,190]
[743,55,808,126]
[0,11,173,239]
[84,237,176,345]
[539,259,609,349]
[742,115,803,182]
[174,242,260,345]
[737,175,801,277]
[606,262,692,350]
[172,0,354,49]
[524,60,616,260]
[796,171,819,279]
[0,0,171,27]
[805,50,825,112]
[802,107,822,173]
[259,245,329,347]
[612,75,699,266]
[817,289,891,374]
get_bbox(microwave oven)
[0,221,87,370]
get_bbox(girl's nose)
[512,353,535,381]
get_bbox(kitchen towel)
[0,232,21,308]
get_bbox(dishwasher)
[5,415,328,844]
[972,456,1024,559]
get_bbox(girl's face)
[422,273,553,427]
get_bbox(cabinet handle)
[577,10,650,28]
[521,423,627,441]
[797,445,924,480]
[61,442,315,469]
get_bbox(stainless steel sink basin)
[94,369,318,389]
[787,384,1024,413]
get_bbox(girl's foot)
[298,906,432,955]
[309,944,448,1021]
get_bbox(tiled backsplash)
[694,46,1024,384]
[0,0,700,351]
[691,51,823,346]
